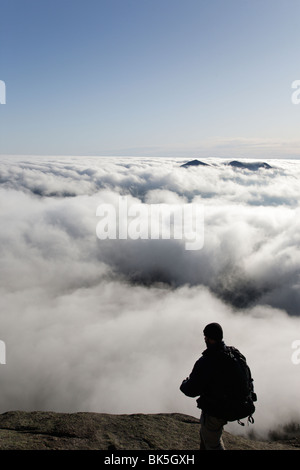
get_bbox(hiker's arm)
[180,359,208,397]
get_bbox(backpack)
[219,346,257,425]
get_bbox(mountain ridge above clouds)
[0,411,298,450]
[180,159,273,170]
[180,159,211,168]
[227,160,272,170]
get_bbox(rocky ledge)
[0,411,298,451]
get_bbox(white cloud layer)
[0,155,300,438]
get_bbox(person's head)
[203,322,223,345]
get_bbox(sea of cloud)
[0,154,299,438]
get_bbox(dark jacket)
[180,341,232,418]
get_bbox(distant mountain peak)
[228,160,272,170]
[179,159,272,171]
[180,159,210,168]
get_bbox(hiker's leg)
[200,412,227,450]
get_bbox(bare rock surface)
[0,411,298,451]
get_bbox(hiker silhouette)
[180,323,256,450]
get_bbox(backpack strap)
[237,415,255,426]
[248,415,255,424]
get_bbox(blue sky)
[1,0,300,158]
